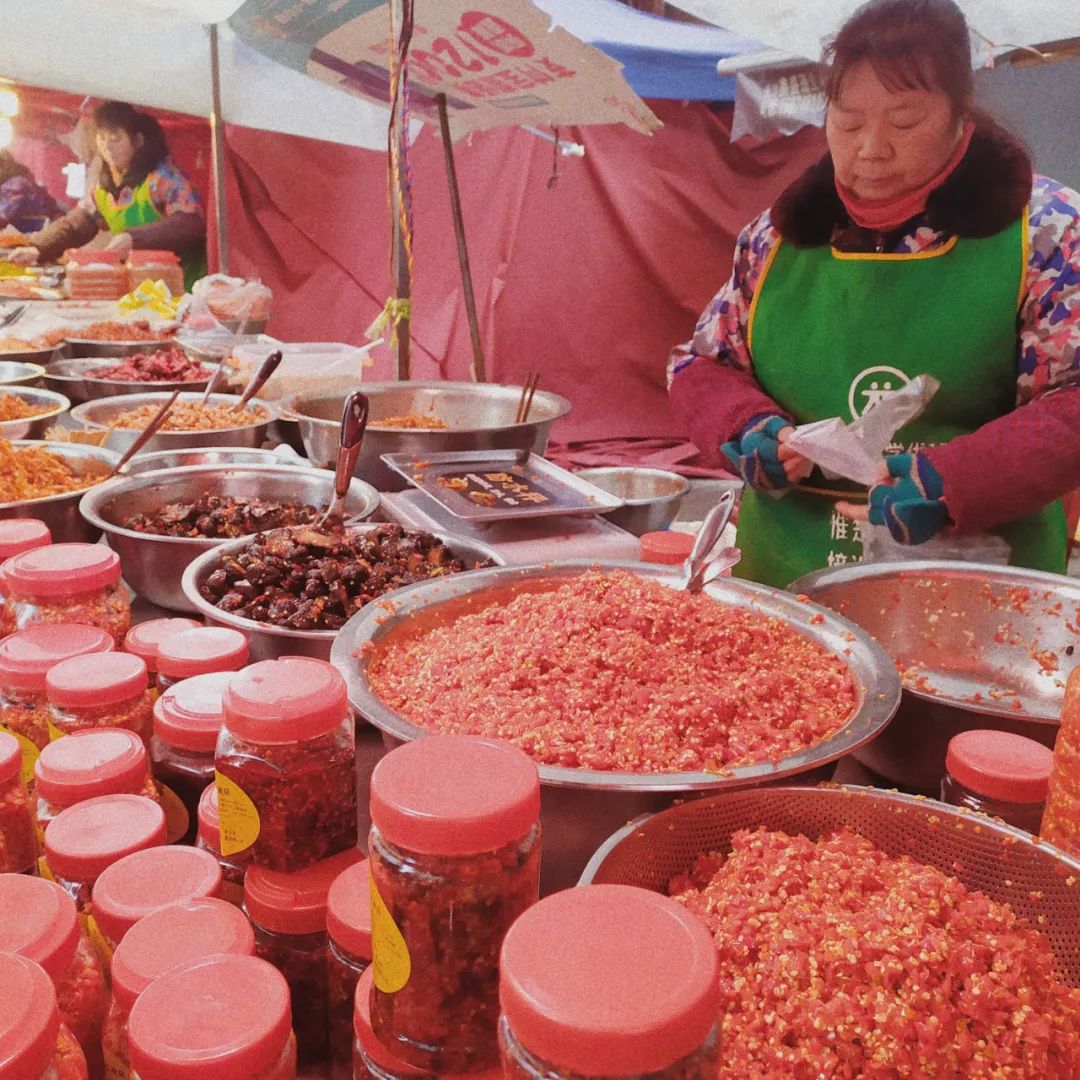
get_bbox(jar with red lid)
[639,530,695,566]
[498,885,720,1080]
[0,876,109,1078]
[0,953,88,1079]
[103,897,254,1080]
[941,729,1054,833]
[0,624,115,785]
[0,543,130,644]
[327,859,372,1080]
[0,518,51,637]
[47,652,153,744]
[215,657,357,872]
[195,783,247,904]
[126,251,185,298]
[155,627,248,693]
[368,736,541,1074]
[123,619,200,680]
[128,954,297,1080]
[0,729,37,872]
[245,846,362,1068]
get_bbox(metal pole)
[209,23,229,274]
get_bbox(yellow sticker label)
[103,1045,132,1080]
[0,724,39,788]
[47,721,64,743]
[37,856,55,882]
[157,782,191,844]
[370,876,411,993]
[86,914,115,970]
[214,770,260,857]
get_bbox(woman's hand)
[777,427,814,484]
[836,453,949,543]
[5,246,39,267]
[722,414,811,491]
[105,232,133,259]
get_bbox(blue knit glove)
[869,453,948,545]
[721,414,791,491]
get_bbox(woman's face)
[96,126,140,176]
[826,59,961,203]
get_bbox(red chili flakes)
[671,828,1080,1078]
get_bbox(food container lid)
[0,876,79,982]
[66,249,121,266]
[244,847,362,935]
[0,542,121,597]
[128,954,292,1080]
[0,518,51,560]
[222,656,347,745]
[371,736,540,856]
[34,728,149,806]
[352,966,426,1077]
[326,858,371,961]
[196,783,220,851]
[124,618,201,672]
[127,250,180,266]
[91,846,223,947]
[639,530,695,565]
[0,954,60,1080]
[156,627,248,679]
[153,671,231,753]
[44,794,166,884]
[110,898,255,1011]
[46,650,147,708]
[0,623,114,691]
[499,884,719,1076]
[946,729,1054,804]
[0,731,20,786]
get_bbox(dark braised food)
[123,494,330,539]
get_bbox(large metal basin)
[64,337,173,359]
[0,387,70,440]
[124,447,304,475]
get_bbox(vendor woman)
[17,101,206,290]
[668,0,1080,588]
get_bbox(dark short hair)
[92,100,170,187]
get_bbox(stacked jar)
[122,619,200,691]
[65,249,128,300]
[155,627,248,694]
[327,859,372,1080]
[46,652,153,745]
[0,518,51,637]
[195,783,246,905]
[0,729,37,873]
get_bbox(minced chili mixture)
[671,827,1080,1079]
[0,439,105,503]
[368,571,855,773]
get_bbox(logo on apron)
[847,365,911,419]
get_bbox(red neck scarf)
[835,122,975,232]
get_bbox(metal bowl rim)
[0,440,122,511]
[0,349,58,365]
[70,392,279,433]
[124,447,302,472]
[0,360,48,380]
[574,466,691,507]
[65,337,174,349]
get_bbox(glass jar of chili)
[104,898,255,1080]
[368,735,541,1074]
[0,624,115,786]
[0,518,52,638]
[216,657,357,872]
[195,782,247,905]
[942,729,1054,834]
[245,846,362,1069]
[498,885,720,1080]
[327,858,372,1080]
[0,953,88,1080]
[128,954,297,1080]
[0,543,130,645]
[123,619,200,682]
[46,652,153,744]
[0,728,37,873]
[155,627,248,694]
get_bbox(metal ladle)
[682,489,740,593]
[318,390,369,527]
[232,349,283,412]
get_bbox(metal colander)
[581,784,1080,985]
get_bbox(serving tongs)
[317,390,369,529]
[231,349,282,412]
[107,389,182,478]
[682,489,740,593]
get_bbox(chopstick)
[515,372,540,424]
[107,389,181,478]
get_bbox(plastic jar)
[126,251,185,298]
[46,652,153,744]
[0,543,130,644]
[123,618,200,681]
[941,729,1054,833]
[65,249,128,301]
[129,954,297,1080]
[245,846,362,1068]
[196,782,247,904]
[368,735,541,1073]
[0,518,52,638]
[639,530,695,565]
[0,624,115,786]
[327,858,372,1080]
[0,728,37,872]
[215,657,357,872]
[155,627,248,694]
[104,898,255,1080]
[499,884,719,1080]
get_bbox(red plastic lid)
[44,794,166,884]
[0,954,60,1080]
[353,966,426,1078]
[244,847,362,935]
[123,619,200,671]
[0,731,20,786]
[639,530,695,565]
[128,954,292,1080]
[946,729,1054,804]
[196,783,220,851]
[66,249,121,265]
[111,898,255,1011]
[370,736,540,856]
[0,519,51,561]
[0,623,115,692]
[127,250,180,266]
[0,876,79,982]
[222,657,347,745]
[326,858,371,961]
[156,627,248,680]
[154,671,230,753]
[499,884,719,1075]
[34,728,149,806]
[46,650,147,708]
[0,543,121,598]
[91,846,222,947]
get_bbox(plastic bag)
[178,275,273,356]
[860,523,1012,565]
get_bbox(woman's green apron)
[95,176,206,292]
[736,216,1067,588]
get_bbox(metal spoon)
[106,389,182,478]
[0,303,28,330]
[318,390,369,528]
[683,489,739,593]
[231,349,282,412]
[200,361,229,404]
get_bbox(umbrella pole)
[436,93,486,383]
[208,23,229,275]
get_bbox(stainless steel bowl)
[790,561,1080,792]
[575,467,689,536]
[0,347,59,368]
[0,387,71,440]
[331,560,901,891]
[70,392,277,456]
[80,465,381,613]
[44,358,221,404]
[284,381,572,491]
[124,447,306,475]
[0,360,46,388]
[0,440,121,543]
[182,525,505,662]
[64,338,173,359]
